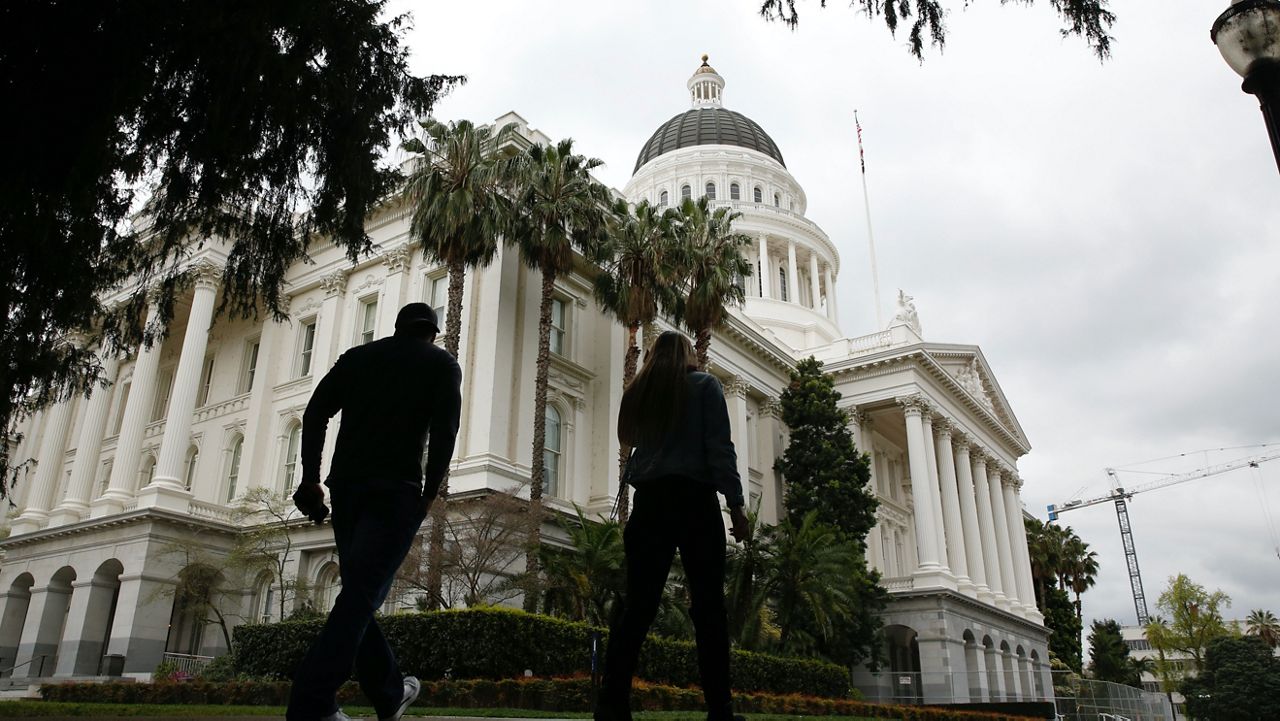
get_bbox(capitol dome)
[634,108,785,173]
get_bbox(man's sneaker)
[320,710,354,721]
[380,675,421,721]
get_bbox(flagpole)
[855,110,885,329]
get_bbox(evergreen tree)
[1087,618,1142,687]
[774,357,877,540]
[1045,586,1083,673]
[1181,635,1280,721]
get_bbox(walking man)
[286,302,462,721]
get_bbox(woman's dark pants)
[286,485,426,721]
[601,478,733,719]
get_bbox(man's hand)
[292,482,329,525]
[729,505,751,544]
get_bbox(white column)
[987,462,1019,609]
[726,378,751,504]
[314,271,348,376]
[48,353,121,526]
[145,267,219,503]
[786,241,799,305]
[378,246,412,336]
[10,396,77,535]
[808,252,821,310]
[899,398,944,580]
[95,304,163,516]
[238,308,285,496]
[971,449,1006,606]
[823,264,837,321]
[1003,475,1040,618]
[954,436,990,600]
[920,413,950,570]
[935,421,970,589]
[757,235,771,299]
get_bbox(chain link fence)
[1050,671,1176,721]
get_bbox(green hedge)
[232,607,849,697]
[40,678,1040,720]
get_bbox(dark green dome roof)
[634,108,785,173]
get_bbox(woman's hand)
[729,505,751,543]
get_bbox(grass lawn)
[0,702,884,720]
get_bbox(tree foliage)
[539,506,626,628]
[775,357,877,541]
[0,1,460,496]
[229,487,313,622]
[670,197,753,370]
[1146,573,1234,671]
[757,0,1116,60]
[1245,608,1280,649]
[1086,618,1142,688]
[1044,585,1082,673]
[1181,635,1280,721]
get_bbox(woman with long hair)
[597,330,750,721]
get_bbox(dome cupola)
[688,54,725,108]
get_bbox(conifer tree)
[774,357,877,540]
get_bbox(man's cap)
[395,302,440,333]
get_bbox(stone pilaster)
[757,235,771,299]
[378,245,413,335]
[786,241,799,304]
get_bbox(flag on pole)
[855,110,866,175]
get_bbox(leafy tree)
[0,1,460,496]
[725,504,774,650]
[594,199,683,521]
[508,139,612,610]
[671,197,752,370]
[774,357,877,540]
[401,117,518,609]
[1181,635,1280,721]
[1146,573,1234,672]
[228,487,313,622]
[1044,585,1083,673]
[1086,618,1141,687]
[1246,608,1280,649]
[756,0,1116,60]
[155,535,239,651]
[539,506,625,627]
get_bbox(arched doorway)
[313,562,340,613]
[983,635,1003,700]
[34,567,77,676]
[882,624,922,703]
[165,564,224,656]
[65,560,122,675]
[1000,640,1019,700]
[0,574,34,676]
[1030,649,1046,700]
[962,630,985,702]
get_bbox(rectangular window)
[98,460,112,496]
[358,298,378,345]
[778,268,789,302]
[730,183,741,201]
[298,320,317,377]
[196,356,215,407]
[151,368,174,422]
[111,381,131,436]
[428,275,448,329]
[241,339,260,394]
[549,298,566,356]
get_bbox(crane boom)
[1046,446,1280,626]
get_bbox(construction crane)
[1047,446,1280,626]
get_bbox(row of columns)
[897,396,1040,618]
[754,234,837,323]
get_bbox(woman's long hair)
[618,331,698,447]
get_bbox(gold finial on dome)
[701,53,709,63]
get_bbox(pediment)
[925,346,1029,451]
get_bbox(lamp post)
[1212,0,1280,174]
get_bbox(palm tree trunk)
[614,322,640,523]
[425,260,467,610]
[642,320,658,357]
[523,267,557,612]
[695,327,711,370]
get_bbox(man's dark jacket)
[301,334,462,497]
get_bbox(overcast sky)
[393,0,1280,632]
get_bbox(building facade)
[0,58,1049,703]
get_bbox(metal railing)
[855,669,1053,705]
[1051,671,1176,721]
[0,653,50,679]
[160,652,213,677]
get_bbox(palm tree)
[508,138,611,611]
[539,506,625,626]
[1064,536,1099,624]
[762,510,860,654]
[671,197,752,370]
[725,504,772,649]
[402,118,516,610]
[1247,608,1280,648]
[594,199,682,521]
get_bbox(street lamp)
[1212,0,1280,173]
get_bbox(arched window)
[774,193,781,207]
[778,267,789,302]
[314,562,341,612]
[183,446,199,490]
[543,406,562,498]
[253,573,275,623]
[730,183,740,200]
[753,186,763,203]
[282,422,302,489]
[680,184,691,202]
[705,181,716,200]
[658,190,669,208]
[138,453,156,490]
[226,435,244,502]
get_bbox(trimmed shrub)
[40,677,1040,720]
[232,607,848,697]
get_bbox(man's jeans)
[286,485,426,720]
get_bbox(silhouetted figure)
[598,331,750,721]
[287,303,462,721]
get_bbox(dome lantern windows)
[681,184,691,202]
[705,182,716,200]
[659,190,669,207]
[774,193,781,207]
[730,183,740,200]
[753,186,763,203]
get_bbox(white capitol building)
[0,57,1050,705]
